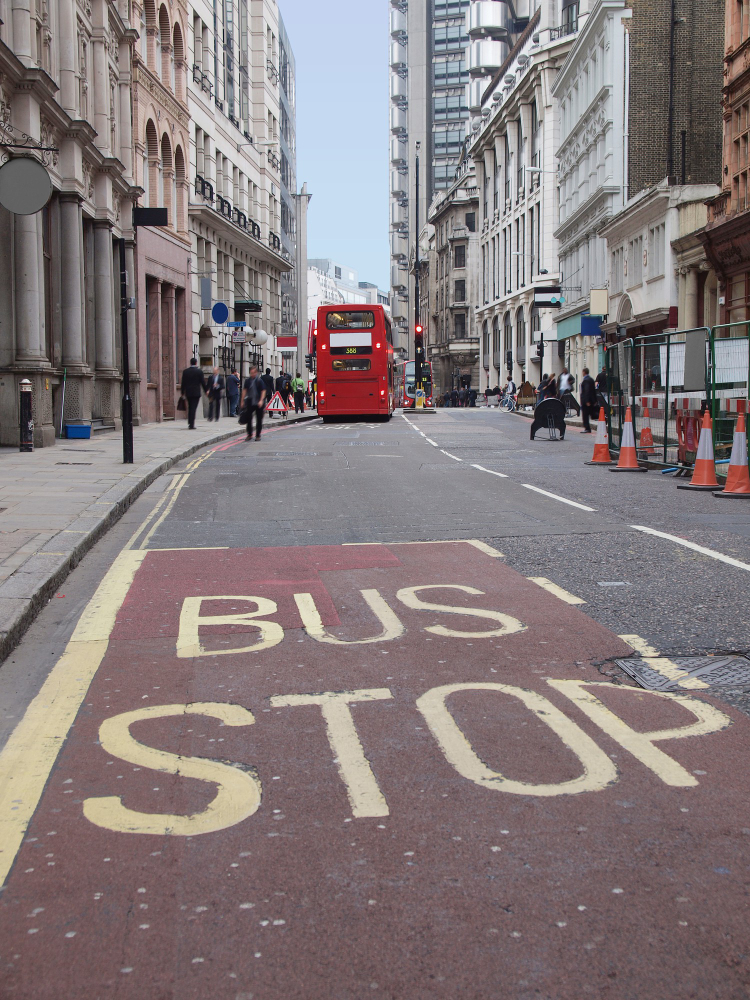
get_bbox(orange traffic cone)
[677,411,719,490]
[585,407,614,465]
[610,407,647,472]
[639,406,655,456]
[714,412,750,498]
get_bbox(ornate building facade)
[0,0,139,445]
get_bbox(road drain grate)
[334,441,389,447]
[616,655,750,691]
[55,461,93,466]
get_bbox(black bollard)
[19,379,33,452]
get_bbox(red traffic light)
[415,325,423,335]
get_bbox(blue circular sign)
[212,301,229,325]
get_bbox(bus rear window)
[332,358,372,371]
[326,311,375,330]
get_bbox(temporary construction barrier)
[638,407,655,456]
[585,408,614,465]
[714,412,750,498]
[610,408,647,472]
[677,412,719,490]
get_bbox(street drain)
[55,461,93,466]
[334,441,389,447]
[616,655,750,691]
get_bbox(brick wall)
[628,0,724,197]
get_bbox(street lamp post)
[414,142,426,405]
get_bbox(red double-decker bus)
[316,305,395,421]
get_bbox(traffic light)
[305,354,313,371]
[536,341,544,359]
[505,350,513,369]
[415,324,424,349]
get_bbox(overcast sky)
[279,0,390,290]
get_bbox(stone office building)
[0,0,139,446]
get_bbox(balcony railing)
[267,149,280,171]
[707,190,730,224]
[194,175,214,202]
[267,59,279,85]
[218,195,233,219]
[192,64,213,97]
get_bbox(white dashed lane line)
[440,451,462,462]
[631,526,750,574]
[521,484,597,512]
[471,464,508,479]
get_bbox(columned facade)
[0,0,139,446]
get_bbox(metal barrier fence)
[604,324,750,470]
[710,322,750,461]
[605,329,709,466]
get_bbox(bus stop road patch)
[0,541,748,1000]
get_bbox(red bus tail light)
[380,390,385,396]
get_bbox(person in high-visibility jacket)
[292,372,306,413]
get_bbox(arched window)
[515,307,526,350]
[160,133,172,224]
[172,23,184,99]
[482,320,489,367]
[503,311,512,354]
[174,144,186,233]
[158,4,170,83]
[492,315,500,358]
[145,119,158,207]
[143,0,156,69]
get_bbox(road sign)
[534,286,565,308]
[211,301,229,325]
[231,330,246,344]
[266,391,288,414]
[227,321,246,327]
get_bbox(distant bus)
[397,360,434,409]
[316,305,395,421]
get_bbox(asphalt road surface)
[1,409,750,1000]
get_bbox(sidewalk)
[0,407,317,663]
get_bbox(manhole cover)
[616,655,750,690]
[334,441,389,447]
[55,462,93,466]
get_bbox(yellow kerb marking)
[417,682,617,796]
[548,680,732,787]
[270,689,393,818]
[527,577,586,606]
[0,549,146,887]
[83,702,260,836]
[620,634,709,690]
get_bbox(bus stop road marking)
[0,541,747,999]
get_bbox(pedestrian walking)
[444,390,451,407]
[276,371,292,408]
[450,388,458,407]
[179,358,205,430]
[558,368,573,395]
[458,387,466,407]
[261,367,275,405]
[469,388,477,407]
[226,369,241,416]
[292,371,306,413]
[206,367,225,422]
[305,385,312,409]
[536,374,549,406]
[544,373,558,399]
[241,364,267,441]
[580,367,597,433]
[596,368,608,397]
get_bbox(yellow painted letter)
[294,590,404,645]
[83,702,261,835]
[548,680,732,787]
[397,585,525,638]
[270,689,393,817]
[177,596,284,658]
[417,682,616,796]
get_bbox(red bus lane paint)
[316,305,395,420]
[0,542,747,999]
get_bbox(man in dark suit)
[262,367,275,404]
[206,367,225,422]
[580,367,598,433]
[180,358,205,430]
